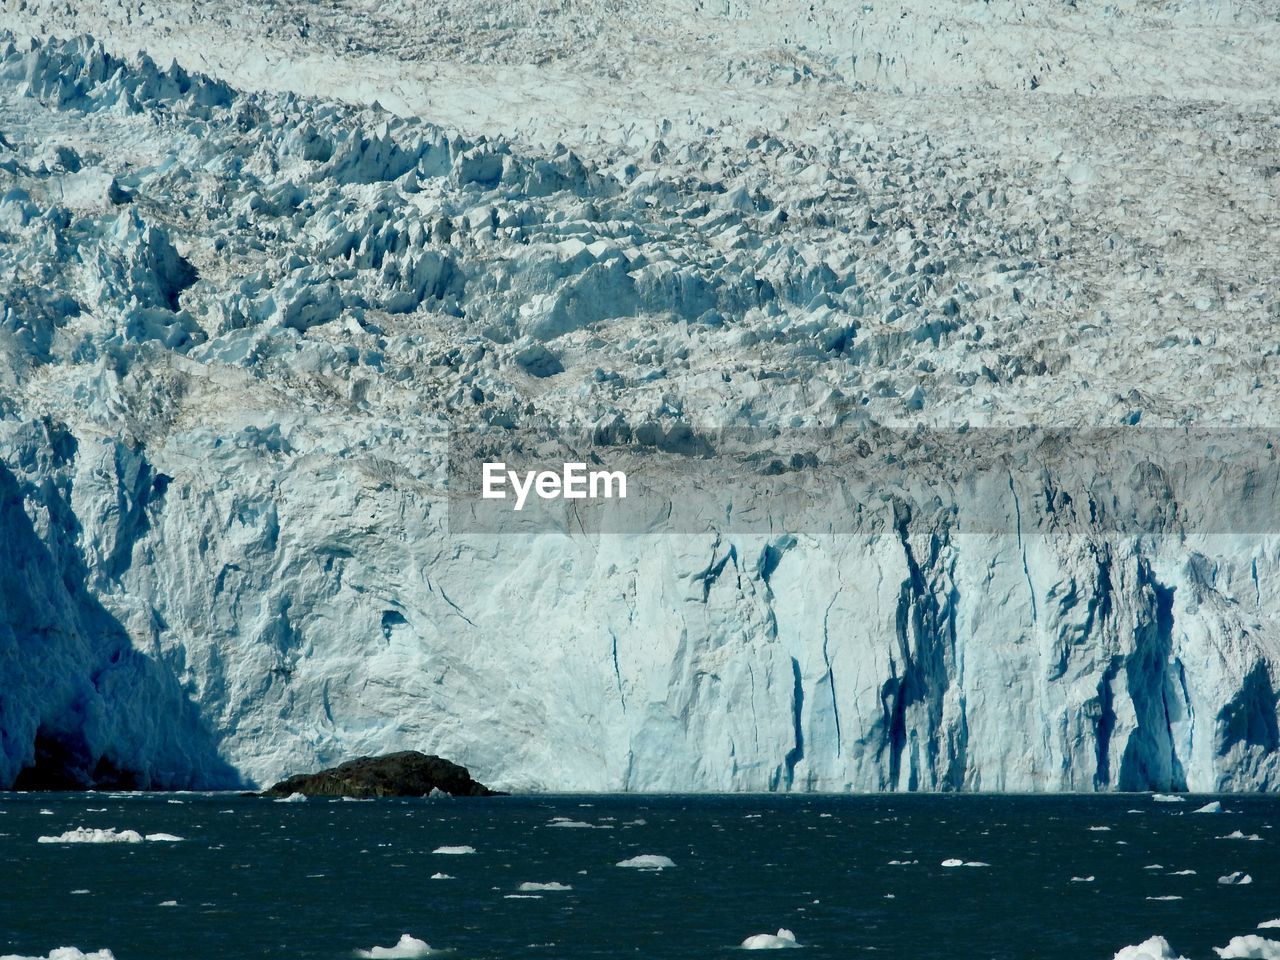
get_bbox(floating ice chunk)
[432,845,475,855]
[741,929,800,949]
[1219,831,1262,841]
[1144,864,1164,870]
[1146,896,1182,901]
[145,833,184,842]
[430,873,453,880]
[157,901,177,907]
[1219,872,1253,885]
[504,895,542,899]
[1169,870,1196,876]
[38,809,54,815]
[887,860,918,865]
[1214,935,1280,959]
[1089,826,1111,832]
[1152,795,1186,804]
[616,854,675,870]
[38,828,142,844]
[69,890,89,895]
[1070,876,1095,882]
[964,862,990,867]
[546,819,608,829]
[0,950,116,960]
[276,793,307,803]
[941,859,964,867]
[1194,802,1224,814]
[518,882,572,892]
[1259,921,1280,930]
[354,934,434,958]
[1113,935,1188,959]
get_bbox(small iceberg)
[1219,831,1262,841]
[1089,826,1111,832]
[38,828,142,844]
[1258,921,1280,930]
[741,929,801,949]
[1113,935,1188,959]
[430,873,453,880]
[1146,896,1183,901]
[546,819,608,829]
[518,882,571,892]
[1152,794,1186,803]
[1213,935,1280,959]
[144,833,184,842]
[275,793,307,803]
[354,934,434,958]
[1070,876,1095,883]
[432,845,475,855]
[1219,871,1253,885]
[1193,801,1224,814]
[0,950,117,960]
[616,854,675,870]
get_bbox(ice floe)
[1113,936,1188,959]
[1219,871,1253,885]
[1152,795,1186,803]
[0,951,115,960]
[616,854,675,870]
[1146,896,1183,901]
[941,859,987,867]
[741,929,801,949]
[276,792,307,803]
[1259,921,1280,930]
[1194,801,1224,814]
[518,882,572,892]
[1214,936,1280,959]
[354,934,434,958]
[1070,876,1095,882]
[430,873,453,880]
[38,828,142,844]
[546,818,609,829]
[1219,830,1262,841]
[431,845,475,855]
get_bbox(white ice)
[1214,936,1280,959]
[354,934,434,958]
[741,929,800,950]
[616,854,675,869]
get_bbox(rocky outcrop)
[261,751,501,798]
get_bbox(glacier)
[0,0,1279,794]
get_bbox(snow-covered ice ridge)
[0,0,1278,793]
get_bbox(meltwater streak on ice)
[2,792,1280,960]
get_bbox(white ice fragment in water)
[546,819,608,829]
[963,861,990,867]
[1169,870,1196,876]
[1146,896,1183,901]
[941,859,964,867]
[887,860,918,865]
[1070,876,1095,882]
[145,833,183,842]
[1089,826,1111,831]
[1193,801,1224,813]
[69,890,89,895]
[741,929,800,949]
[1113,935,1188,959]
[616,854,675,870]
[1152,794,1185,803]
[1144,864,1164,870]
[432,845,476,855]
[157,901,177,907]
[518,882,571,892]
[1259,921,1280,930]
[1219,831,1262,841]
[1213,935,1280,959]
[504,894,542,899]
[354,934,434,958]
[276,793,307,803]
[38,809,54,815]
[430,873,453,880]
[0,950,117,960]
[38,828,142,844]
[1219,871,1253,885]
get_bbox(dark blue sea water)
[3,792,1277,959]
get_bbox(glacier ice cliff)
[0,27,1278,792]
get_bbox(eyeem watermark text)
[482,462,628,511]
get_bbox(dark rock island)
[261,751,503,798]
